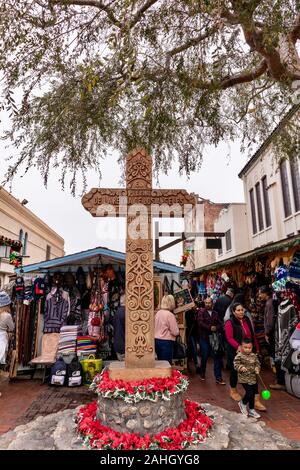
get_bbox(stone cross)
[82,149,196,379]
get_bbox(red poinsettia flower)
[76,398,213,450]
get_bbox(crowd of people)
[1,280,299,417]
[153,285,300,419]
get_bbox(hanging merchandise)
[288,251,300,285]
[15,276,25,301]
[33,277,45,300]
[43,287,70,333]
[221,272,230,283]
[64,272,82,326]
[76,267,87,294]
[272,264,288,293]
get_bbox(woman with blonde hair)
[155,294,179,364]
[0,291,14,365]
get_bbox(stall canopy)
[192,234,300,274]
[17,246,183,274]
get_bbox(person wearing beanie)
[0,291,14,365]
[214,288,235,322]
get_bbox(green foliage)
[0,0,299,192]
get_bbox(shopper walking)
[225,302,266,411]
[155,295,179,364]
[197,297,225,384]
[185,308,200,373]
[234,338,261,419]
[214,288,235,322]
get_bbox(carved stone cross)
[82,149,197,379]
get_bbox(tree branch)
[194,59,268,90]
[167,27,218,57]
[50,0,121,27]
[128,0,159,28]
[290,12,300,43]
[217,59,268,89]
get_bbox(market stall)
[191,235,300,357]
[2,246,182,379]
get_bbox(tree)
[1,0,300,193]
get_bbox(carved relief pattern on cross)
[125,241,154,360]
[125,150,154,366]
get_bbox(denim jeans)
[199,338,223,380]
[155,339,174,364]
[188,336,199,366]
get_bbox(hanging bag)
[209,332,225,357]
[173,335,187,360]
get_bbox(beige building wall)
[0,186,64,287]
[215,203,250,261]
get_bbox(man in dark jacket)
[113,294,125,360]
[214,288,235,322]
[197,297,225,384]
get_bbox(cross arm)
[81,188,127,217]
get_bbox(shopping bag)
[80,354,102,385]
[173,336,187,360]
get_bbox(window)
[46,245,51,261]
[290,158,300,213]
[23,232,28,256]
[218,240,223,256]
[249,189,257,234]
[19,229,23,242]
[262,176,271,228]
[280,160,292,217]
[255,182,264,231]
[225,229,232,251]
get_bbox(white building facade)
[190,107,300,271]
[239,148,300,250]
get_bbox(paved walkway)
[0,363,299,442]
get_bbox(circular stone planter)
[97,392,186,436]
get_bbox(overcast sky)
[0,131,248,266]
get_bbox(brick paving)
[1,362,300,443]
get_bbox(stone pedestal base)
[108,360,172,380]
[97,392,186,436]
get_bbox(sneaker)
[216,378,226,385]
[238,400,248,416]
[199,374,205,381]
[248,409,261,419]
[269,383,286,390]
